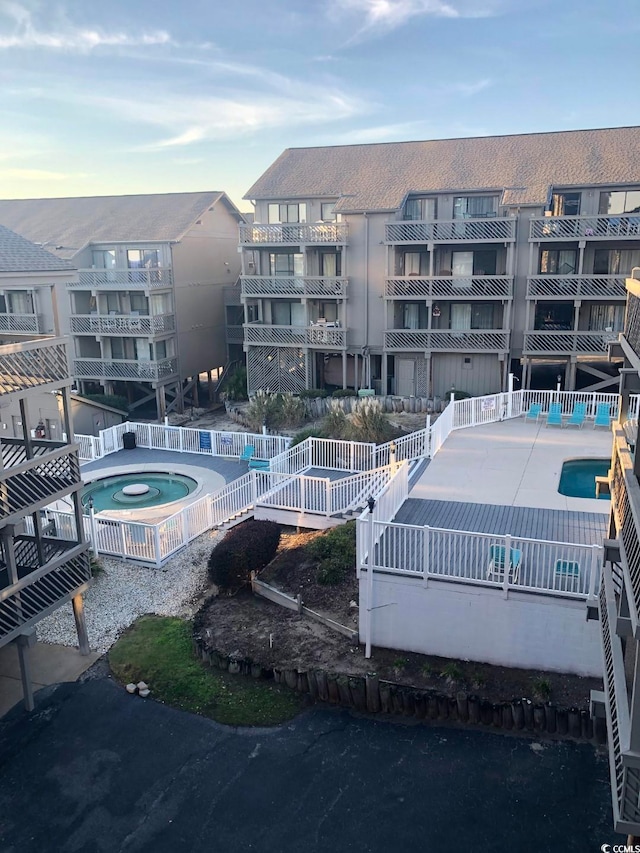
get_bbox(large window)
[268,203,307,224]
[451,250,497,276]
[320,252,341,277]
[403,197,437,221]
[402,251,428,276]
[321,202,337,222]
[127,249,160,269]
[551,192,581,216]
[539,249,577,274]
[2,291,34,314]
[453,196,496,219]
[269,253,303,276]
[589,304,625,332]
[272,301,305,326]
[593,249,640,275]
[534,303,573,330]
[598,191,640,215]
[403,303,421,330]
[450,303,494,330]
[92,249,116,269]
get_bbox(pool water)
[558,458,610,500]
[82,472,198,512]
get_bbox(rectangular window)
[551,192,581,216]
[450,303,472,330]
[272,301,305,326]
[403,303,421,330]
[473,250,497,276]
[589,304,625,332]
[321,202,336,221]
[534,303,573,330]
[453,196,496,219]
[127,249,159,269]
[593,249,640,275]
[403,252,428,276]
[320,252,341,277]
[267,203,307,224]
[6,291,34,314]
[452,252,473,277]
[269,253,304,276]
[317,302,338,323]
[539,249,577,274]
[403,198,437,220]
[130,293,149,314]
[598,191,640,215]
[92,249,116,269]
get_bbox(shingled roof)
[0,224,75,272]
[244,126,640,213]
[0,191,242,260]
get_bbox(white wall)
[361,573,602,677]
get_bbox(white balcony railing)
[385,217,516,244]
[530,213,640,241]
[73,356,178,381]
[244,324,346,348]
[526,275,627,299]
[70,268,173,290]
[385,275,513,299]
[239,223,348,245]
[522,330,619,355]
[383,329,510,351]
[0,313,44,334]
[241,276,348,298]
[70,314,176,336]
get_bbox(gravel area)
[36,532,219,654]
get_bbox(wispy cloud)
[444,78,492,96]
[0,167,83,180]
[339,120,433,143]
[0,2,171,51]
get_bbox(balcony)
[0,313,45,335]
[625,280,640,360]
[239,222,348,245]
[523,330,619,355]
[609,426,640,636]
[244,324,346,348]
[0,445,81,523]
[383,329,510,352]
[0,338,69,398]
[70,268,173,290]
[73,356,178,382]
[530,213,640,241]
[226,325,244,344]
[241,276,348,298]
[385,217,516,244]
[526,275,627,300]
[70,314,176,336]
[386,276,513,300]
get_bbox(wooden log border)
[193,636,603,744]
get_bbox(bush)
[452,390,471,401]
[245,391,306,431]
[307,522,356,586]
[299,388,328,399]
[279,393,306,427]
[332,388,355,398]
[290,426,325,447]
[208,520,281,591]
[347,399,395,444]
[317,556,348,586]
[322,401,348,440]
[225,366,248,401]
[81,393,129,413]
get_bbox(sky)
[0,0,639,212]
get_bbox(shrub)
[451,390,471,401]
[347,399,394,444]
[322,401,348,440]
[279,393,307,427]
[317,556,348,586]
[245,391,306,431]
[531,676,552,700]
[332,388,355,398]
[225,366,248,401]
[299,388,328,399]
[290,426,325,447]
[440,662,463,682]
[208,520,281,591]
[308,522,356,585]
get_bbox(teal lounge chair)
[555,559,580,590]
[240,444,255,464]
[593,402,611,429]
[565,402,586,429]
[487,544,522,583]
[248,457,270,471]
[524,403,542,422]
[545,402,562,428]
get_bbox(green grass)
[109,616,304,726]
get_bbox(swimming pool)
[558,458,610,500]
[82,472,198,512]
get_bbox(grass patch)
[109,615,303,726]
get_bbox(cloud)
[0,167,83,180]
[0,2,171,52]
[444,78,492,96]
[339,120,433,143]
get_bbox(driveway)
[0,677,617,853]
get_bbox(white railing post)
[89,504,99,555]
[325,478,331,516]
[503,534,512,599]
[210,430,217,456]
[300,476,306,515]
[178,428,184,453]
[154,524,162,567]
[120,522,128,558]
[365,499,375,659]
[307,439,313,470]
[507,373,514,419]
[426,414,431,458]
[251,471,258,508]
[423,525,430,587]
[588,545,600,600]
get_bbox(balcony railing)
[625,285,640,360]
[385,217,516,244]
[70,314,176,336]
[239,223,348,245]
[526,275,627,299]
[0,313,45,334]
[385,275,513,299]
[383,329,510,351]
[530,213,640,241]
[73,356,178,381]
[241,276,348,298]
[522,330,618,355]
[244,324,346,348]
[0,445,81,522]
[610,426,640,637]
[0,338,69,398]
[70,268,173,289]
[226,325,244,344]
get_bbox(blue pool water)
[558,458,610,500]
[82,472,198,512]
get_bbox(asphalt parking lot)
[0,676,618,853]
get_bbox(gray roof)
[0,223,75,272]
[0,191,243,260]
[244,126,640,213]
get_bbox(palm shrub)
[208,520,281,591]
[347,399,394,444]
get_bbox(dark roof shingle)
[0,224,75,272]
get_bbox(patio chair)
[545,402,563,428]
[593,402,611,429]
[524,403,542,423]
[555,559,580,590]
[239,444,255,464]
[487,544,522,584]
[564,402,586,429]
[248,457,270,471]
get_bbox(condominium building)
[240,127,640,396]
[0,192,244,419]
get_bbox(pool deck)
[410,418,613,514]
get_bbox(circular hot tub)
[82,472,198,512]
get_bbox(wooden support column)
[156,385,166,420]
[207,370,213,404]
[72,594,90,656]
[381,352,388,397]
[192,377,200,408]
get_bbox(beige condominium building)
[239,126,640,397]
[0,192,244,419]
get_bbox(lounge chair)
[487,544,522,584]
[564,402,586,429]
[545,402,563,428]
[593,402,611,429]
[524,403,542,423]
[555,559,580,590]
[239,444,255,464]
[248,457,270,471]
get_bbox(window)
[267,203,307,224]
[589,304,625,332]
[317,302,338,323]
[130,293,149,315]
[539,249,577,275]
[403,198,437,221]
[269,253,303,276]
[534,303,573,330]
[5,291,34,314]
[272,301,305,326]
[593,249,640,275]
[92,249,116,269]
[598,191,640,215]
[320,252,341,277]
[450,303,494,330]
[402,252,428,276]
[403,303,421,330]
[321,203,337,221]
[452,252,473,277]
[551,192,581,216]
[453,196,496,219]
[127,249,160,269]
